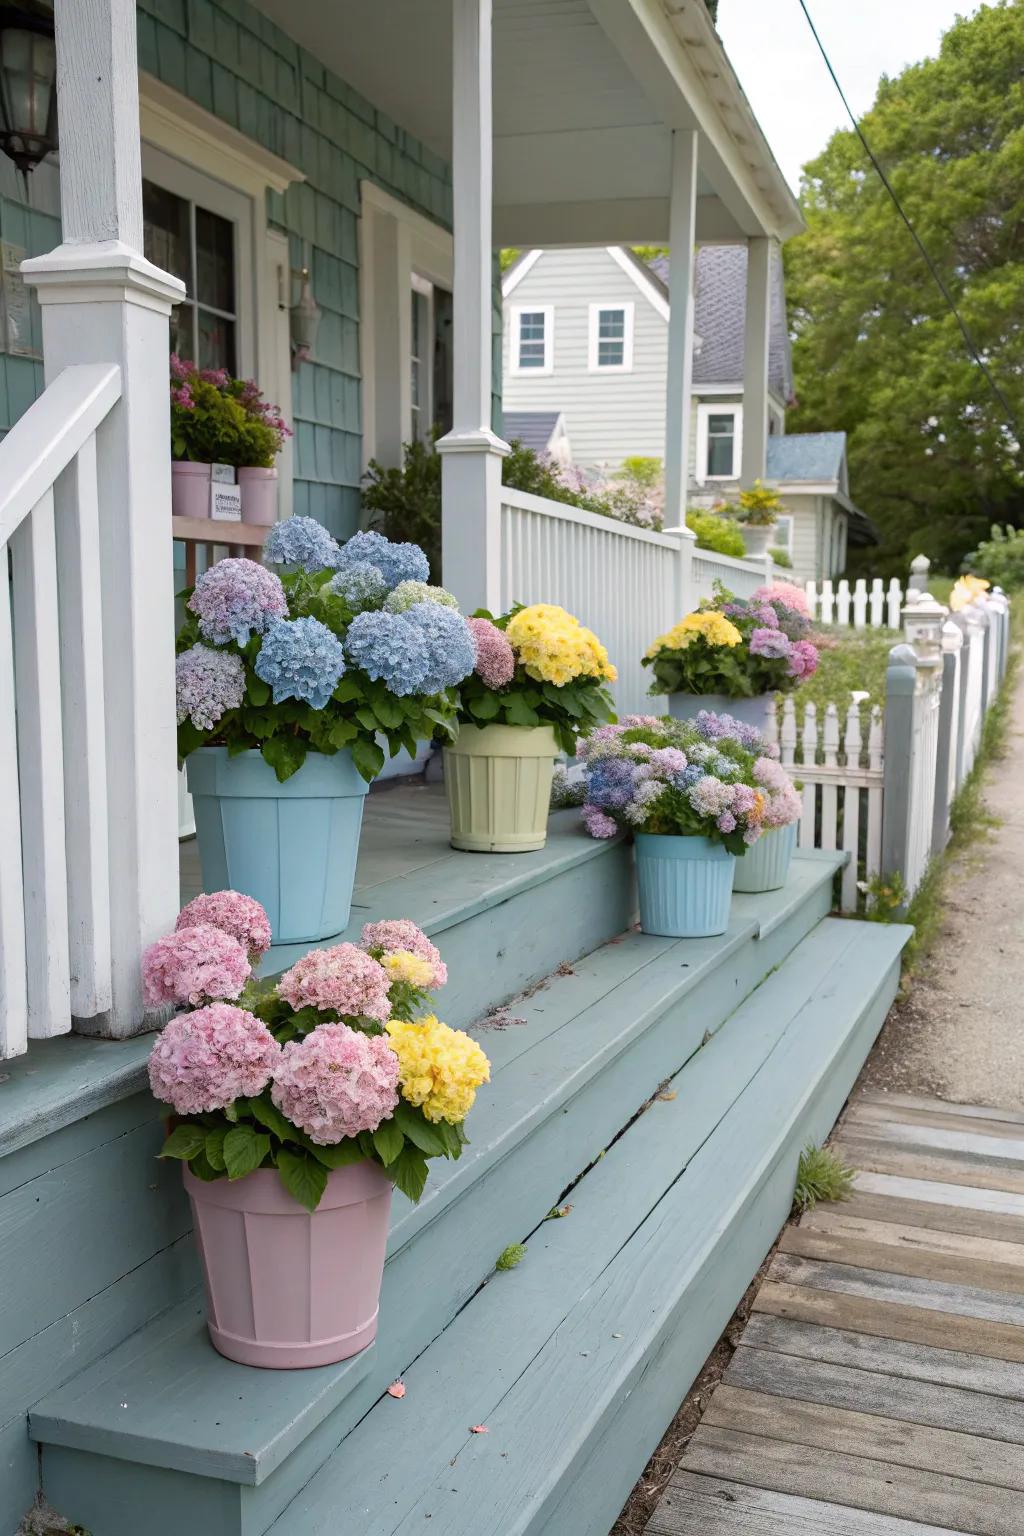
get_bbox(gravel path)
[855,655,1024,1110]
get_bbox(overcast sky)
[717,0,975,190]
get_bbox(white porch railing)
[0,365,122,1058]
[692,547,770,603]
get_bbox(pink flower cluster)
[187,558,288,648]
[752,582,810,618]
[142,924,250,1008]
[754,755,803,828]
[361,918,447,988]
[581,804,618,839]
[788,639,819,678]
[277,942,392,1019]
[467,617,516,689]
[176,890,272,962]
[270,1023,399,1144]
[148,1002,280,1115]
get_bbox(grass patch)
[793,625,899,719]
[793,1143,855,1213]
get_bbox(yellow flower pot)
[445,724,558,853]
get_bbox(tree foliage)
[784,1,1024,576]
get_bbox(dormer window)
[588,302,634,372]
[512,305,553,374]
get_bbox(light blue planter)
[186,747,370,945]
[634,833,736,939]
[733,821,798,894]
[667,692,773,733]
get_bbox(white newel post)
[740,237,772,488]
[23,0,185,1036]
[438,0,509,614]
[663,130,698,529]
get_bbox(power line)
[796,0,1021,437]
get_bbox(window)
[773,514,793,551]
[588,303,634,372]
[410,278,430,441]
[144,179,239,372]
[696,404,743,483]
[513,306,553,374]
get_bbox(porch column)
[663,130,698,528]
[23,0,185,1035]
[438,0,509,614]
[740,236,773,487]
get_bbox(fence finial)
[908,553,931,592]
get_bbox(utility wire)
[796,0,1021,436]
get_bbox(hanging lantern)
[289,267,321,370]
[0,6,58,177]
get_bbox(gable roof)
[503,410,564,454]
[766,431,847,483]
[669,245,793,400]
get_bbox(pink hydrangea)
[360,918,447,988]
[648,747,688,776]
[753,581,810,618]
[717,812,737,834]
[271,1023,400,1144]
[147,1002,280,1115]
[582,803,619,838]
[467,617,516,689]
[142,924,250,1007]
[187,558,288,647]
[277,942,392,1019]
[687,776,736,819]
[176,890,272,962]
[788,639,819,678]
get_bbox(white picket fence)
[804,576,905,630]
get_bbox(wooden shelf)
[171,516,269,582]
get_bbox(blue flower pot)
[186,747,370,945]
[667,692,774,733]
[732,821,798,894]
[634,833,736,938]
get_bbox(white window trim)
[587,301,634,373]
[511,304,554,376]
[695,402,743,484]
[773,513,793,551]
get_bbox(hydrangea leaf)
[159,1123,207,1161]
[276,1148,329,1211]
[223,1125,271,1180]
[372,1120,406,1167]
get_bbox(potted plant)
[145,895,490,1368]
[577,713,771,937]
[732,479,781,557]
[642,583,820,729]
[176,522,477,944]
[448,604,617,852]
[691,710,803,892]
[170,358,291,525]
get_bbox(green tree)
[784,1,1024,576]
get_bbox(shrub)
[963,524,1024,590]
[619,456,663,492]
[685,510,746,558]
[793,1143,855,1213]
[769,546,793,569]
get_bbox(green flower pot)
[445,724,558,853]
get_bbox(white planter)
[740,523,775,558]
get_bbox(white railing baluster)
[820,580,835,625]
[886,578,903,629]
[780,696,797,766]
[55,438,112,1018]
[870,578,884,628]
[820,703,840,851]
[11,490,71,1037]
[804,580,817,621]
[836,578,851,626]
[0,559,27,1057]
[852,579,867,630]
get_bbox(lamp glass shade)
[0,21,57,174]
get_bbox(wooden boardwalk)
[648,1091,1024,1536]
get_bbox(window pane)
[195,206,235,313]
[598,309,624,339]
[707,434,734,477]
[198,309,236,374]
[168,301,196,360]
[595,308,625,367]
[143,180,191,292]
[708,414,735,436]
[597,339,624,367]
[518,311,546,367]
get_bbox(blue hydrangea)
[681,763,705,787]
[402,602,476,693]
[263,516,341,573]
[586,757,637,811]
[327,561,388,612]
[694,710,768,752]
[343,610,430,697]
[254,617,346,709]
[334,529,430,589]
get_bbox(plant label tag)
[211,483,242,521]
[211,462,235,484]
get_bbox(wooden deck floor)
[648,1091,1024,1536]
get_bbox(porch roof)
[250,0,802,246]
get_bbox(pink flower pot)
[171,460,212,520]
[238,466,278,525]
[183,1160,392,1369]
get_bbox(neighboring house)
[502,409,573,465]
[502,243,874,580]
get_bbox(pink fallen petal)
[469,1424,489,1434]
[387,1381,406,1399]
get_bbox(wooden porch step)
[31,857,847,1536]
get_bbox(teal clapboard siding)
[0,0,503,533]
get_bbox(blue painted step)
[31,855,845,1536]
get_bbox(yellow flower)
[949,574,991,611]
[645,610,742,658]
[505,604,616,685]
[386,1015,491,1124]
[381,951,436,989]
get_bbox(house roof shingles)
[502,410,562,454]
[766,431,847,482]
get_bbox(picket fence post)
[932,618,963,856]
[881,644,918,891]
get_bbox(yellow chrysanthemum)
[949,574,991,612]
[645,610,743,658]
[381,950,436,989]
[505,604,617,686]
[385,1014,491,1124]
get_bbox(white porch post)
[740,236,773,487]
[23,0,185,1035]
[438,0,509,614]
[663,129,698,528]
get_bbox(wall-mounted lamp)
[289,266,321,371]
[0,4,58,177]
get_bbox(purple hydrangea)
[326,561,389,612]
[586,756,638,811]
[187,558,287,647]
[749,627,792,660]
[334,529,430,589]
[263,515,341,572]
[176,645,246,731]
[254,616,346,709]
[402,602,476,693]
[343,609,430,696]
[694,710,769,753]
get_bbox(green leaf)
[503,693,540,728]
[223,1125,271,1180]
[328,718,359,748]
[355,706,380,733]
[372,1119,406,1166]
[204,1125,228,1171]
[261,733,308,783]
[389,1146,430,1203]
[372,694,403,729]
[188,1149,222,1182]
[276,1148,329,1211]
[332,676,363,704]
[246,674,271,706]
[306,1138,368,1169]
[393,1102,449,1157]
[467,692,500,721]
[247,1096,295,1143]
[351,735,385,782]
[159,1123,207,1161]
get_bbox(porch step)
[32,854,847,1536]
